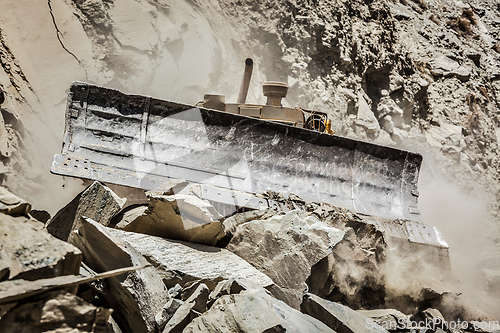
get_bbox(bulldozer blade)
[51,82,423,222]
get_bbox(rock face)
[183,289,336,333]
[301,293,389,333]
[46,181,126,242]
[0,213,81,281]
[108,228,275,290]
[114,193,225,246]
[71,217,169,333]
[226,210,345,308]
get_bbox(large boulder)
[306,206,450,310]
[183,289,336,333]
[0,213,81,281]
[226,210,344,309]
[108,228,275,290]
[114,193,224,246]
[71,217,169,333]
[46,181,126,242]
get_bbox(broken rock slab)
[46,181,126,242]
[209,279,245,301]
[71,217,169,333]
[0,290,112,333]
[0,213,81,281]
[357,309,409,331]
[114,193,224,246]
[155,298,183,332]
[226,209,344,309]
[301,293,389,333]
[183,289,335,333]
[355,93,380,135]
[108,228,275,290]
[222,208,272,238]
[162,283,209,333]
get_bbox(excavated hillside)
[0,0,499,329]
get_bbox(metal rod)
[237,58,253,104]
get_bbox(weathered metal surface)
[405,221,449,248]
[189,184,269,210]
[52,82,423,222]
[368,219,449,249]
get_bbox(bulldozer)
[50,58,448,250]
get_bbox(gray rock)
[168,284,182,298]
[226,210,344,308]
[114,193,224,246]
[465,51,481,66]
[263,325,287,333]
[71,217,169,333]
[222,209,272,237]
[183,289,336,333]
[0,290,112,333]
[430,55,471,81]
[389,73,405,93]
[186,283,209,313]
[0,248,12,281]
[162,286,210,333]
[181,280,216,301]
[108,228,274,290]
[0,186,31,216]
[29,209,51,223]
[377,97,405,137]
[355,93,380,135]
[301,293,389,333]
[357,309,409,330]
[338,87,357,100]
[0,213,81,281]
[209,279,245,301]
[422,308,445,324]
[108,315,124,333]
[155,298,184,332]
[46,181,126,242]
[114,205,148,229]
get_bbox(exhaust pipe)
[237,58,253,104]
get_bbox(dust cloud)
[417,150,500,319]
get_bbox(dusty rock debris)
[0,0,500,331]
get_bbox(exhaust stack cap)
[263,82,288,107]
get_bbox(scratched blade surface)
[52,82,423,222]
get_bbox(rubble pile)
[0,181,494,332]
[0,0,498,331]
